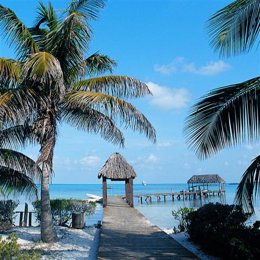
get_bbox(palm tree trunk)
[41,162,57,242]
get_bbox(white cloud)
[157,141,172,147]
[183,60,230,75]
[154,57,230,76]
[146,154,159,163]
[147,82,190,110]
[79,155,100,167]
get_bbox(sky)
[0,0,259,184]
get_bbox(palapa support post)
[23,203,28,227]
[102,177,107,207]
[125,179,130,204]
[129,178,134,207]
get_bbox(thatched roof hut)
[187,174,225,184]
[98,152,136,180]
[98,153,136,207]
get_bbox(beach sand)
[1,226,100,260]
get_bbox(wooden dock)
[135,190,225,204]
[98,196,198,259]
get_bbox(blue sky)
[0,0,259,184]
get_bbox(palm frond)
[0,124,37,149]
[0,87,44,125]
[35,2,58,31]
[0,149,41,182]
[0,166,38,198]
[0,5,38,59]
[235,155,260,213]
[67,0,105,19]
[62,102,125,146]
[185,77,260,158]
[208,0,260,56]
[0,58,21,88]
[73,76,152,98]
[22,52,64,98]
[83,52,117,76]
[45,12,91,84]
[66,91,156,143]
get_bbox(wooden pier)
[135,190,225,204]
[98,196,197,259]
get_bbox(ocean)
[9,183,260,229]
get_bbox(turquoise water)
[6,183,260,229]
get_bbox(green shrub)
[172,207,195,232]
[0,234,40,259]
[33,199,96,226]
[186,203,260,259]
[0,200,18,230]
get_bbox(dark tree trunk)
[41,163,57,242]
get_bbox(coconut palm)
[0,0,156,242]
[185,0,260,213]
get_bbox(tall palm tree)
[0,0,156,242]
[185,0,260,213]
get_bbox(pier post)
[102,177,107,207]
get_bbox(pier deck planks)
[97,196,198,259]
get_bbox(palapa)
[98,152,136,207]
[187,174,225,184]
[98,152,136,180]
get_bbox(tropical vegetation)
[185,0,260,213]
[186,203,260,259]
[33,199,96,226]
[0,0,156,242]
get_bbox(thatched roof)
[187,174,225,184]
[98,153,136,180]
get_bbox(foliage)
[0,200,18,230]
[33,199,96,226]
[186,203,260,259]
[0,234,40,260]
[172,207,194,232]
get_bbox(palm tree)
[0,0,156,242]
[185,0,260,213]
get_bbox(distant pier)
[135,189,225,204]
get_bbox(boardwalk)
[98,196,197,260]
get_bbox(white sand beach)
[1,226,100,260]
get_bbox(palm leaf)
[0,5,38,59]
[67,0,105,19]
[62,103,125,146]
[45,12,91,84]
[185,76,260,158]
[208,0,260,56]
[0,166,38,198]
[66,91,156,143]
[22,52,65,98]
[83,52,117,76]
[0,58,21,88]
[235,155,260,213]
[73,76,152,98]
[0,124,37,149]
[0,149,41,182]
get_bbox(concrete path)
[98,196,198,260]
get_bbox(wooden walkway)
[98,196,198,260]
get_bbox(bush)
[172,207,195,232]
[186,203,260,259]
[33,199,96,226]
[0,200,18,231]
[0,234,40,259]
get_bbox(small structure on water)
[98,152,136,207]
[187,174,225,192]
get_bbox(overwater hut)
[187,174,225,192]
[98,152,136,207]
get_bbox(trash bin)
[72,212,85,229]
